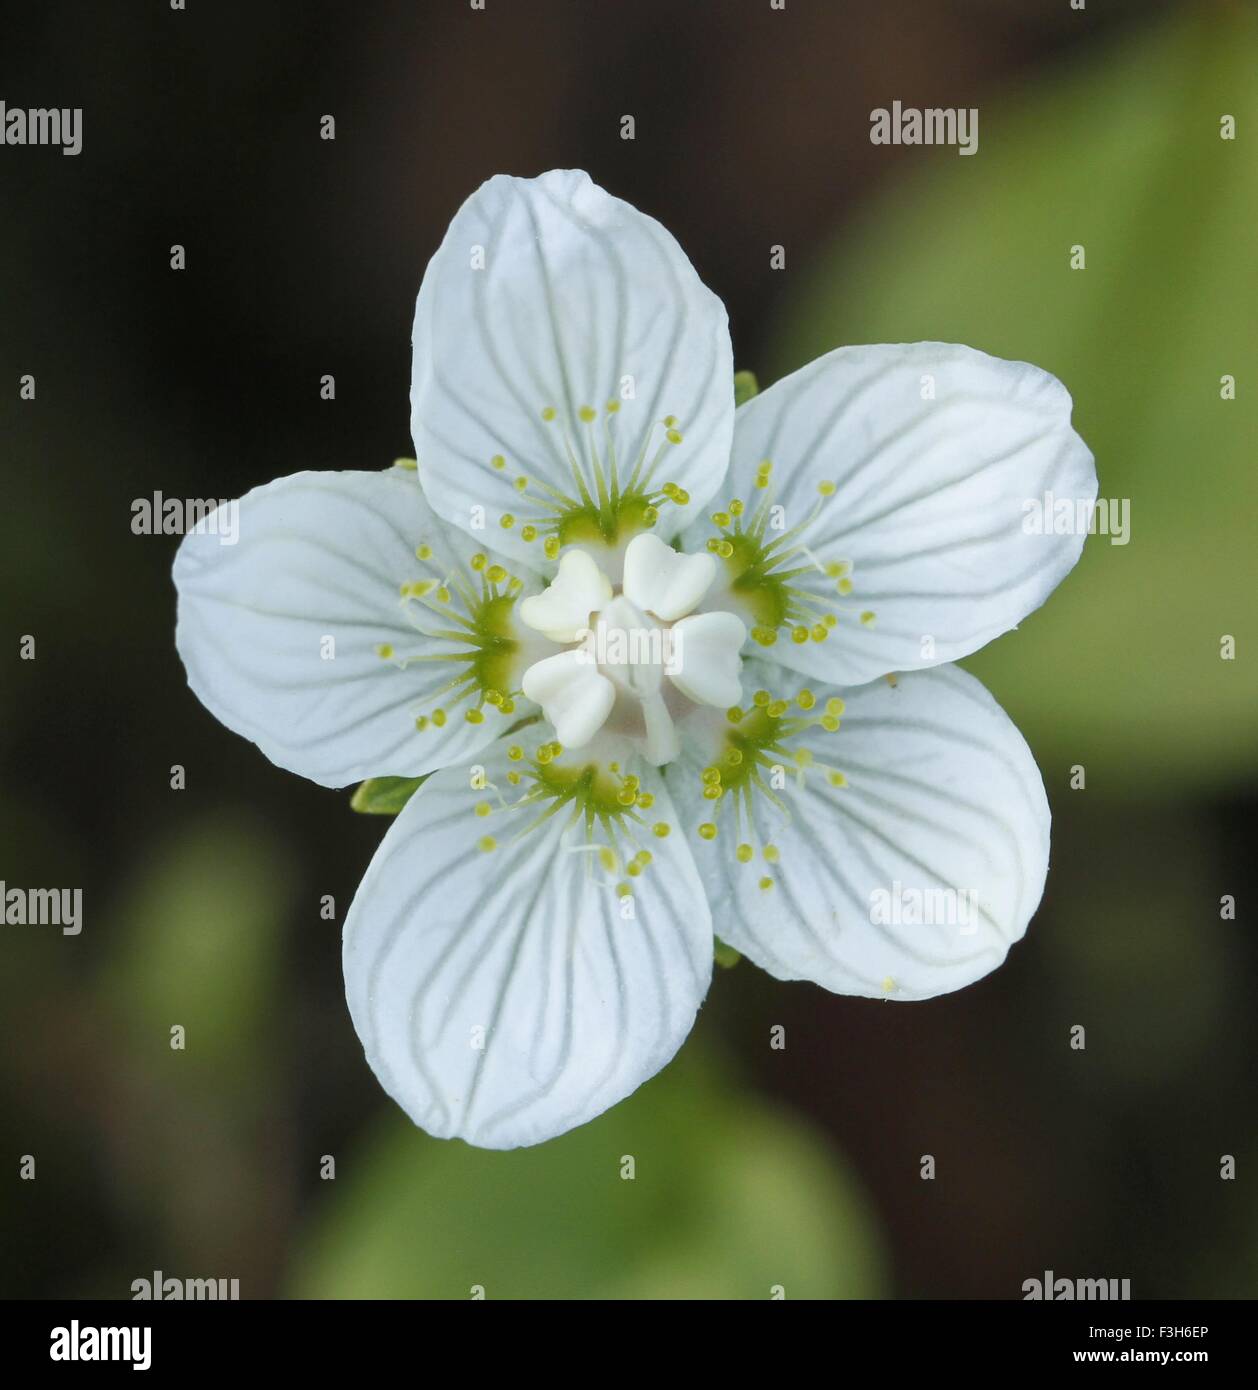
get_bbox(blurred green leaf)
[773,4,1258,797]
[102,813,295,1072]
[290,1046,885,1299]
[350,775,427,815]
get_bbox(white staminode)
[519,533,747,764]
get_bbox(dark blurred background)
[2,0,1255,1298]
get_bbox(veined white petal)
[520,648,616,750]
[411,170,734,563]
[343,740,713,1149]
[668,611,747,708]
[173,468,539,788]
[669,661,1049,1000]
[621,532,716,621]
[692,343,1096,688]
[517,548,612,643]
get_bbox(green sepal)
[714,937,742,969]
[350,775,427,815]
[732,370,759,407]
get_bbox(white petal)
[520,649,616,750]
[668,611,747,708]
[343,741,713,1149]
[621,532,716,621]
[411,170,734,563]
[173,468,539,788]
[669,661,1049,1000]
[517,547,612,643]
[690,343,1096,688]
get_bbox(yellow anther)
[821,715,840,732]
[837,578,853,595]
[490,454,506,470]
[514,476,529,492]
[653,822,671,838]
[797,689,816,710]
[599,846,618,874]
[826,697,845,716]
[432,708,447,728]
[827,770,848,788]
[810,623,828,642]
[606,400,620,414]
[375,643,394,659]
[752,626,778,646]
[736,843,754,864]
[617,787,637,806]
[486,565,507,584]
[436,586,451,603]
[475,801,492,818]
[716,539,733,558]
[484,689,503,707]
[753,690,771,707]
[663,415,678,428]
[500,698,515,714]
[642,506,659,526]
[817,480,836,497]
[860,610,876,626]
[698,823,718,841]
[712,511,731,527]
[702,785,722,801]
[543,536,561,560]
[541,406,557,421]
[702,766,722,785]
[824,613,838,628]
[465,708,484,724]
[478,836,497,853]
[416,544,433,561]
[500,514,515,529]
[725,748,743,766]
[768,699,788,718]
[507,744,524,761]
[791,626,809,644]
[616,882,633,897]
[470,553,487,571]
[726,706,744,723]
[759,876,774,891]
[729,498,744,517]
[578,405,597,423]
[763,844,780,864]
[521,524,538,542]
[794,748,813,768]
[415,715,429,730]
[636,792,655,809]
[627,861,643,878]
[634,850,653,867]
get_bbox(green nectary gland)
[532,760,638,828]
[554,493,658,549]
[466,592,522,697]
[722,532,793,628]
[718,706,788,795]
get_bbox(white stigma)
[519,533,747,765]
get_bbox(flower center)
[518,534,746,766]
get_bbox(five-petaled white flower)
[175,169,1096,1149]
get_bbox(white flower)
[174,169,1096,1150]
